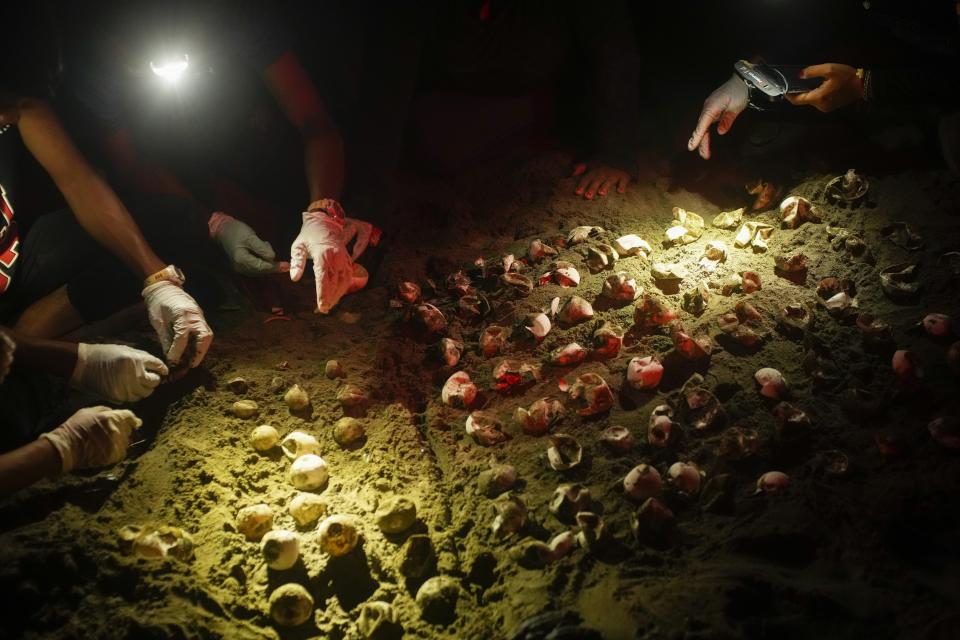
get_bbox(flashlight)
[149,53,189,83]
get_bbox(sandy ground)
[2,150,960,640]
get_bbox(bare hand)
[785,64,863,112]
[571,163,631,199]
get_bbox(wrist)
[306,199,345,222]
[69,343,88,385]
[208,211,233,239]
[143,264,185,289]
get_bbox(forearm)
[1,327,77,378]
[0,438,62,497]
[17,100,166,279]
[304,131,345,203]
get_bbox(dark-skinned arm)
[262,50,345,204]
[1,326,77,379]
[11,98,167,279]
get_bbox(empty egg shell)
[441,371,478,408]
[755,368,787,399]
[626,355,663,390]
[261,530,300,571]
[613,234,652,257]
[281,431,321,460]
[599,425,635,452]
[624,464,662,501]
[756,471,790,495]
[547,434,583,471]
[269,583,314,627]
[288,493,326,527]
[513,397,565,436]
[668,462,703,496]
[480,325,511,357]
[284,384,311,411]
[465,410,509,446]
[317,514,360,556]
[236,504,274,541]
[558,296,594,324]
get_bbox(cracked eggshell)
[755,368,787,399]
[261,530,300,571]
[250,425,280,452]
[288,454,329,491]
[317,514,360,556]
[626,355,663,390]
[465,410,509,446]
[269,583,314,627]
[599,425,635,452]
[756,471,790,495]
[613,234,652,257]
[547,434,583,471]
[624,464,662,501]
[668,462,703,496]
[231,400,259,419]
[441,371,478,408]
[525,312,551,340]
[558,296,594,324]
[236,504,274,541]
[480,325,511,358]
[514,397,565,436]
[284,384,311,411]
[281,431,321,460]
[288,493,326,527]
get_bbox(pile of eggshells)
[400,169,958,579]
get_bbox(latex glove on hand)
[785,64,863,113]
[71,343,169,403]
[142,281,213,368]
[571,163,631,199]
[688,74,750,160]
[40,406,141,472]
[290,200,379,314]
[208,212,279,275]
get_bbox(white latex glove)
[142,281,213,367]
[289,205,377,314]
[71,343,169,403]
[40,406,142,472]
[208,211,278,275]
[688,75,750,160]
[0,329,14,385]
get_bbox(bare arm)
[0,439,61,497]
[102,128,195,200]
[263,51,345,204]
[0,326,77,379]
[14,98,166,279]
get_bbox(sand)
[1,153,959,640]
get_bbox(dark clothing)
[60,1,307,246]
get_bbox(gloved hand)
[40,406,142,472]
[142,281,213,367]
[0,330,14,385]
[208,211,279,276]
[71,343,169,403]
[688,75,749,160]
[289,201,378,314]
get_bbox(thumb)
[571,162,587,177]
[142,353,168,382]
[800,64,830,79]
[236,249,279,275]
[289,239,309,282]
[109,409,143,434]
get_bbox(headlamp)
[149,54,190,83]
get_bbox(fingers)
[575,173,591,196]
[247,236,276,262]
[343,219,374,261]
[164,321,191,366]
[314,249,351,314]
[236,249,278,275]
[289,239,308,282]
[597,178,614,198]
[688,106,719,152]
[800,63,832,79]
[571,162,587,177]
[616,174,629,193]
[189,325,213,368]
[697,130,712,160]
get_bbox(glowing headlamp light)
[149,54,189,83]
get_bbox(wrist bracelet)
[307,199,345,222]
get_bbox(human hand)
[142,281,213,367]
[571,163,631,199]
[71,343,169,403]
[208,212,279,276]
[688,75,750,160]
[40,406,142,472]
[785,64,863,112]
[290,201,378,314]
